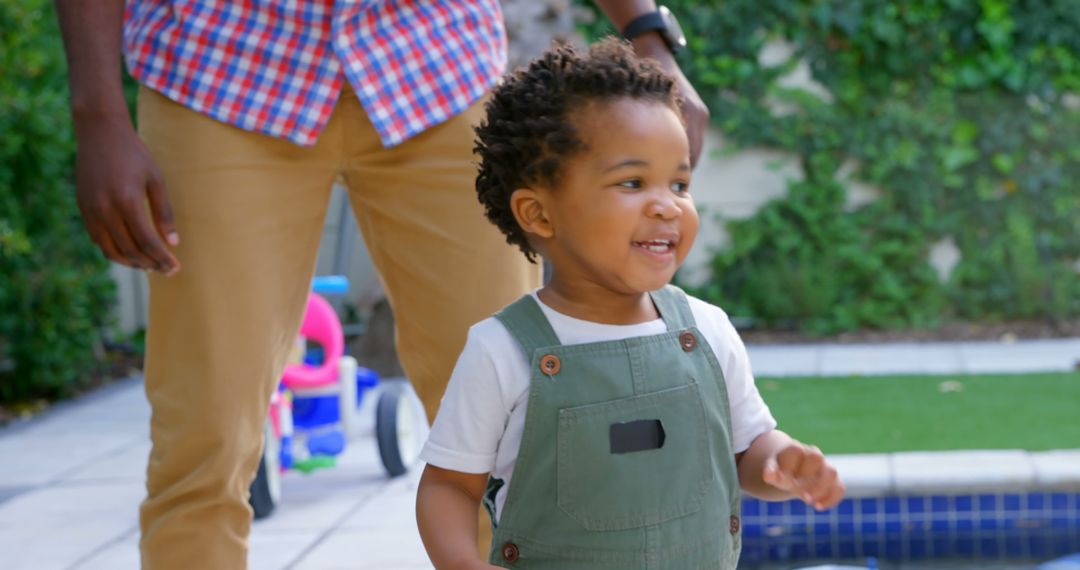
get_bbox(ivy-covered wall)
[0,0,115,403]
[581,1,1080,334]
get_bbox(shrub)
[0,0,115,402]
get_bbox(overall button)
[539,354,561,375]
[502,542,520,563]
[730,515,741,534]
[680,331,697,352]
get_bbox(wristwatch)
[621,6,687,54]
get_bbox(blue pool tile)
[979,518,1000,531]
[931,495,950,513]
[978,494,997,512]
[1051,493,1069,512]
[907,496,926,514]
[789,500,806,517]
[979,537,1000,558]
[1003,493,1021,512]
[956,519,974,532]
[909,538,928,559]
[932,537,953,557]
[884,519,902,533]
[861,521,880,534]
[955,495,973,512]
[930,518,951,532]
[1028,535,1048,558]
[789,542,810,560]
[838,521,855,536]
[1051,516,1072,529]
[741,523,762,538]
[956,537,976,556]
[884,538,902,559]
[861,539,881,557]
[838,499,854,516]
[1005,536,1025,557]
[741,499,760,517]
[814,541,833,559]
[838,540,857,558]
[1028,493,1046,511]
[766,501,785,517]
[1051,534,1075,557]
[739,544,764,563]
[814,521,833,535]
[884,497,901,515]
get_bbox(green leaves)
[579,0,1080,334]
[0,0,115,403]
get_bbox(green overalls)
[486,285,742,570]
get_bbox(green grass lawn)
[756,372,1080,453]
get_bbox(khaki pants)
[137,86,537,569]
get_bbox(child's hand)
[761,442,844,511]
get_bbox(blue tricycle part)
[307,429,346,456]
[280,435,294,469]
[356,366,379,392]
[311,275,349,296]
[303,347,325,366]
[292,395,340,428]
[290,368,382,429]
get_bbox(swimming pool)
[736,450,1080,569]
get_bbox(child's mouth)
[632,239,675,254]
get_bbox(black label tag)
[609,419,666,454]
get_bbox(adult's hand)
[591,1,711,167]
[73,114,180,275]
[56,0,180,275]
[630,35,710,168]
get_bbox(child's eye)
[616,179,643,190]
[671,181,690,194]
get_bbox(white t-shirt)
[420,291,777,523]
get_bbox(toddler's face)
[540,98,698,294]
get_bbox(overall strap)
[650,284,697,330]
[494,294,562,359]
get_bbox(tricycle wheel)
[376,379,423,477]
[249,420,282,519]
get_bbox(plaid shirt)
[123,0,507,147]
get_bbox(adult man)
[55,1,707,567]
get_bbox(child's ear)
[510,188,554,239]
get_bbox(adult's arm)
[55,0,180,275]
[592,0,710,168]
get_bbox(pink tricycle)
[249,276,426,519]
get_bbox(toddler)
[415,38,845,570]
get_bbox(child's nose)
[647,192,681,219]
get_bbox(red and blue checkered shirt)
[123,0,507,147]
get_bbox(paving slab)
[746,345,821,377]
[829,453,893,498]
[1031,449,1080,491]
[960,339,1080,374]
[892,450,1037,494]
[291,527,432,570]
[0,481,143,570]
[819,343,964,376]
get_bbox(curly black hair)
[474,37,680,262]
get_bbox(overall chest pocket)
[556,382,713,531]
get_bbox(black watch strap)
[621,11,667,42]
